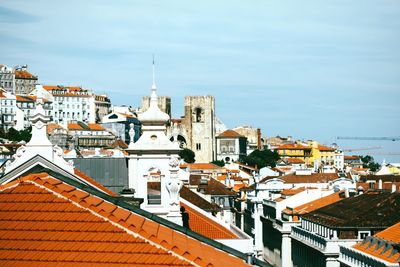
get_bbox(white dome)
[138,86,170,123]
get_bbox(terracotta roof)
[285,158,305,164]
[302,190,400,229]
[352,222,400,264]
[68,123,84,130]
[88,123,105,131]
[282,191,344,216]
[47,123,66,134]
[356,182,400,192]
[181,202,237,239]
[0,89,6,98]
[0,173,250,266]
[344,155,360,159]
[318,144,335,151]
[280,187,306,196]
[180,186,221,213]
[280,173,338,183]
[15,70,37,79]
[185,163,223,170]
[16,95,50,103]
[217,130,244,138]
[190,176,237,196]
[276,143,311,150]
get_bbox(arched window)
[194,107,203,122]
[147,167,162,205]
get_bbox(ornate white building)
[126,64,184,225]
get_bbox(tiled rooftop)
[217,130,244,138]
[302,190,400,229]
[181,202,237,239]
[0,172,250,266]
[282,191,344,217]
[352,222,400,264]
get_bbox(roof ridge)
[1,171,253,266]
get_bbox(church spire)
[150,55,157,105]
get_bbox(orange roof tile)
[88,123,105,131]
[344,155,360,159]
[282,191,343,217]
[186,163,223,170]
[47,123,66,134]
[286,158,305,164]
[281,173,338,183]
[352,222,400,264]
[0,173,250,267]
[181,203,237,239]
[15,70,37,79]
[318,144,335,151]
[277,143,311,150]
[68,123,84,130]
[280,187,306,196]
[217,130,244,138]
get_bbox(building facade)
[181,96,216,163]
[14,65,38,95]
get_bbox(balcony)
[291,226,358,256]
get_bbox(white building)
[0,65,15,94]
[125,65,183,225]
[43,85,110,125]
[0,89,18,131]
[216,129,247,163]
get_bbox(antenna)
[152,54,156,88]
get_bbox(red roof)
[353,222,400,263]
[277,143,311,150]
[286,158,305,164]
[15,70,37,79]
[181,202,237,239]
[183,163,223,170]
[0,173,250,267]
[217,130,244,138]
[68,123,84,130]
[88,123,105,131]
[318,144,335,151]
[282,191,344,217]
[281,173,338,183]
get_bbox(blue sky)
[1,1,400,160]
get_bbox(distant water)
[335,139,400,164]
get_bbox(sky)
[1,0,400,161]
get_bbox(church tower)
[181,96,216,163]
[126,61,183,225]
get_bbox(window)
[196,143,201,151]
[358,231,370,240]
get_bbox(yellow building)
[276,141,336,167]
[276,143,313,166]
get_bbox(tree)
[211,160,225,167]
[5,127,32,143]
[359,155,381,172]
[179,148,195,163]
[241,149,280,169]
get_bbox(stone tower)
[141,96,171,118]
[181,96,216,163]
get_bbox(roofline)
[20,166,271,267]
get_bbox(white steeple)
[138,58,170,124]
[126,60,183,225]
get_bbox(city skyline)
[1,1,399,160]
